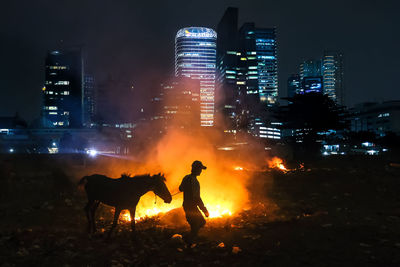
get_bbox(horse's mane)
[120,173,150,179]
[120,173,165,181]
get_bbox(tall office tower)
[83,74,96,127]
[287,74,301,97]
[299,59,322,80]
[42,49,84,128]
[175,27,217,127]
[216,7,239,131]
[238,23,278,107]
[323,51,344,105]
[235,23,278,139]
[299,59,323,94]
[162,78,200,130]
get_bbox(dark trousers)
[183,204,206,238]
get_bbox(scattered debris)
[16,248,29,257]
[232,246,242,254]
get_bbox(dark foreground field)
[1,155,400,266]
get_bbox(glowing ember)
[207,204,232,218]
[268,157,288,172]
[120,210,132,222]
[119,202,233,222]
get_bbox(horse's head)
[151,173,172,203]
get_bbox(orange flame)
[267,157,288,172]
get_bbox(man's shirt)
[179,174,206,212]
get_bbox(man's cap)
[192,160,207,170]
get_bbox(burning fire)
[102,126,269,224]
[119,203,233,222]
[267,157,288,172]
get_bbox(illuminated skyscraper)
[323,51,344,105]
[83,74,96,127]
[42,49,84,128]
[299,59,322,80]
[216,7,239,131]
[162,78,200,130]
[175,27,217,127]
[238,23,278,107]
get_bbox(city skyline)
[1,0,400,122]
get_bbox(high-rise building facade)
[83,74,96,127]
[216,7,239,131]
[287,74,301,97]
[42,49,84,128]
[238,23,278,106]
[299,59,322,80]
[175,27,217,127]
[323,51,344,105]
[162,78,200,130]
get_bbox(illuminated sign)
[176,27,217,39]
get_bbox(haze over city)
[1,2,400,266]
[1,0,400,121]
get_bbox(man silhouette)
[179,160,209,242]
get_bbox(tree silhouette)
[277,92,347,159]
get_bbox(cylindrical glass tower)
[175,27,217,127]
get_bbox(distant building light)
[366,150,378,155]
[378,113,390,118]
[9,148,14,153]
[361,142,374,147]
[87,149,98,157]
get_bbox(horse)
[78,173,172,240]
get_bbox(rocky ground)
[1,155,400,266]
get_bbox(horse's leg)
[129,206,140,244]
[106,207,121,240]
[91,201,100,233]
[84,200,94,234]
[129,207,136,232]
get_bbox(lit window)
[55,81,69,85]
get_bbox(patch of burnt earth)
[1,156,400,266]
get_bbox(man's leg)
[188,208,205,242]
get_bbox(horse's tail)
[77,176,89,191]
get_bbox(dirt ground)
[1,155,400,266]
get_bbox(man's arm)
[179,176,187,192]
[194,182,209,217]
[197,197,209,217]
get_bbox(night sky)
[1,0,399,122]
